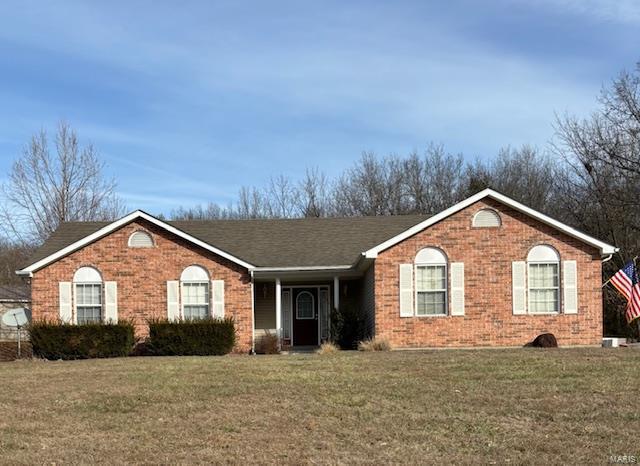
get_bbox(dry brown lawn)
[1,348,639,464]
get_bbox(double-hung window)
[76,283,102,324]
[182,282,210,319]
[415,248,448,316]
[527,245,560,313]
[180,265,210,320]
[73,266,103,324]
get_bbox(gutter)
[251,265,353,272]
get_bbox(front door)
[292,288,318,346]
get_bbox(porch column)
[275,278,282,348]
[333,276,340,311]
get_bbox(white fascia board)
[16,210,255,273]
[363,189,618,258]
[251,265,353,272]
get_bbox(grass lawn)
[1,348,639,464]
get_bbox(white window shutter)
[104,281,118,323]
[512,261,527,315]
[167,280,180,321]
[399,264,414,317]
[59,282,73,323]
[563,260,578,314]
[212,280,225,318]
[450,262,465,316]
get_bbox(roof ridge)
[169,213,430,224]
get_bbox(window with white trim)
[296,291,314,319]
[73,266,103,324]
[415,248,447,316]
[527,245,560,313]
[180,265,210,320]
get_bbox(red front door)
[292,288,318,346]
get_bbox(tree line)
[1,62,639,335]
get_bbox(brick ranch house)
[16,189,617,352]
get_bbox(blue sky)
[0,1,638,215]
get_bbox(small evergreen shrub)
[254,331,280,354]
[147,317,236,356]
[330,304,365,350]
[29,320,135,360]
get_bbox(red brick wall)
[30,220,253,352]
[374,199,603,348]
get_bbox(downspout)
[600,254,615,288]
[250,270,255,355]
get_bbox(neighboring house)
[16,189,617,351]
[0,284,31,340]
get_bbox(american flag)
[610,260,640,324]
[626,269,640,324]
[610,261,635,301]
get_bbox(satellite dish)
[2,307,31,327]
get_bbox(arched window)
[128,230,154,248]
[527,245,560,313]
[180,265,209,320]
[73,266,102,324]
[472,209,501,227]
[296,291,314,319]
[415,248,447,316]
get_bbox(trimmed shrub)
[147,317,236,356]
[330,304,365,350]
[29,320,135,360]
[254,331,280,354]
[358,338,391,352]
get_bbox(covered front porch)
[252,268,370,350]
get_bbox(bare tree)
[553,62,640,338]
[170,202,237,220]
[0,238,34,285]
[463,146,558,213]
[265,175,299,218]
[0,121,126,244]
[333,152,407,216]
[332,147,466,216]
[556,63,640,177]
[297,167,331,217]
[416,145,465,214]
[236,186,269,219]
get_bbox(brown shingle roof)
[24,215,430,269]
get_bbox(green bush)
[147,317,236,356]
[330,304,365,350]
[29,320,135,360]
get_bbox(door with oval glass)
[292,287,318,346]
